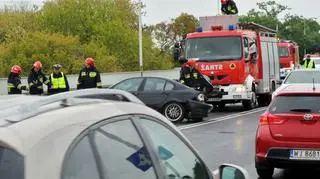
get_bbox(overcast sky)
[140,0,320,25]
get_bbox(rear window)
[269,96,320,114]
[0,147,24,179]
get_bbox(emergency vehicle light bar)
[4,89,144,122]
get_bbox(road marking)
[178,107,267,130]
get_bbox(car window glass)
[164,82,175,91]
[62,136,100,179]
[269,96,320,114]
[143,78,166,91]
[284,71,320,83]
[113,78,143,91]
[0,147,24,179]
[94,119,157,179]
[139,118,210,179]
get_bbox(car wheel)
[243,92,257,110]
[256,167,274,178]
[163,102,185,123]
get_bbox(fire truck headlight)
[196,93,205,102]
[235,86,247,93]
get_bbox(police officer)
[28,61,51,95]
[300,54,315,69]
[48,64,70,95]
[77,57,102,89]
[7,65,28,94]
[221,0,238,15]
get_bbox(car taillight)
[259,114,286,125]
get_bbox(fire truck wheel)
[242,92,257,110]
[163,102,185,123]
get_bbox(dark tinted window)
[94,120,157,179]
[143,78,166,91]
[0,147,24,179]
[112,78,143,91]
[139,118,210,179]
[185,37,242,60]
[62,136,100,179]
[278,47,289,57]
[269,96,320,114]
[284,71,320,84]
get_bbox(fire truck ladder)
[238,22,277,38]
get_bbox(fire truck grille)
[209,75,227,80]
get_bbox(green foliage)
[0,0,174,77]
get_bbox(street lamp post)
[138,0,143,77]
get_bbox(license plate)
[290,149,320,160]
[207,98,221,102]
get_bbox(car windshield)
[278,47,289,57]
[284,71,320,84]
[185,36,242,61]
[0,147,24,179]
[269,96,320,114]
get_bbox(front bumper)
[185,100,213,118]
[205,85,252,103]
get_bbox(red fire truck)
[278,40,300,79]
[174,16,281,109]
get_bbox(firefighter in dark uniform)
[27,61,51,95]
[7,65,28,94]
[48,64,70,95]
[77,57,102,89]
[179,60,200,88]
[221,0,238,15]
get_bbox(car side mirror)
[218,164,249,179]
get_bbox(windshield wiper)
[290,109,312,112]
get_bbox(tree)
[172,13,199,40]
[149,22,175,53]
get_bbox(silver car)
[272,69,320,98]
[0,89,249,179]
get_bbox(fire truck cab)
[174,16,281,109]
[278,40,300,79]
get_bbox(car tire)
[242,92,257,110]
[163,102,185,123]
[256,167,274,178]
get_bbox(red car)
[255,84,320,178]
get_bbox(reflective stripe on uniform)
[81,72,86,76]
[17,84,22,89]
[51,72,67,89]
[44,79,50,85]
[96,82,102,87]
[185,74,190,78]
[193,73,198,79]
[7,83,14,92]
[89,72,97,78]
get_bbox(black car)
[111,77,213,123]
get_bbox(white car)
[0,89,249,179]
[272,69,320,98]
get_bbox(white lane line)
[178,107,267,130]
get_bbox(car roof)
[0,98,172,156]
[276,84,320,96]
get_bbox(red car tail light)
[259,114,286,126]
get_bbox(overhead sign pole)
[138,0,143,77]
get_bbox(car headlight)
[235,86,247,93]
[197,93,205,102]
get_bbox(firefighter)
[28,61,51,95]
[77,57,102,89]
[300,54,315,69]
[179,60,200,88]
[7,65,28,94]
[221,0,238,15]
[48,64,70,95]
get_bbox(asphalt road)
[179,105,320,179]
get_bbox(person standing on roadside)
[77,57,102,89]
[28,61,50,95]
[7,65,28,94]
[48,64,70,95]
